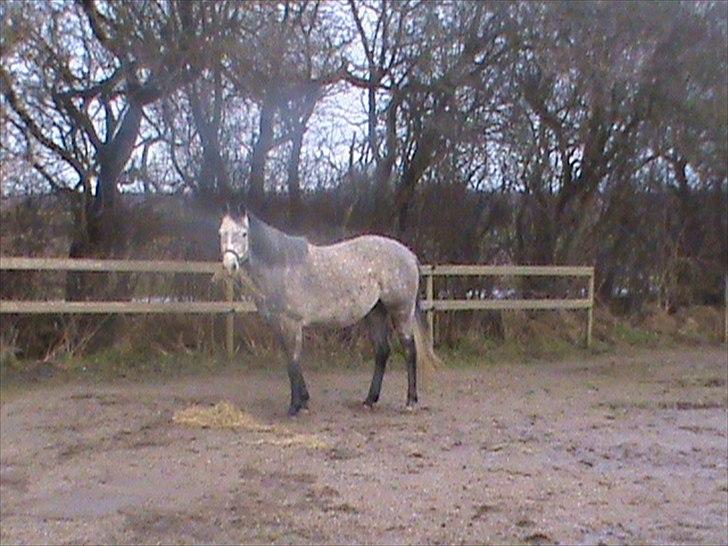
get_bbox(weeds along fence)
[419,265,595,348]
[0,257,596,357]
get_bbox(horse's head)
[219,213,249,272]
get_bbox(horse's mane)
[248,214,309,267]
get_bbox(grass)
[2,306,723,398]
[612,322,663,347]
[0,345,233,393]
[56,346,226,378]
[442,331,593,368]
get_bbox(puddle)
[30,489,147,519]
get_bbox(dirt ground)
[1,347,726,545]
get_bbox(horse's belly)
[299,280,380,327]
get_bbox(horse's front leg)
[277,318,308,416]
[287,360,309,416]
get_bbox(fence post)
[426,269,435,348]
[225,277,234,359]
[586,269,594,349]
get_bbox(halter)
[223,248,247,269]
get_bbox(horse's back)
[313,235,418,279]
[310,235,419,315]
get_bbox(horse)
[219,211,439,416]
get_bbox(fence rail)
[418,264,595,349]
[1,257,596,355]
[418,264,594,276]
[0,256,217,274]
[0,301,256,314]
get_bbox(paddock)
[1,348,726,544]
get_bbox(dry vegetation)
[1,194,725,380]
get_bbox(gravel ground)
[1,347,726,544]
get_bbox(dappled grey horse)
[219,212,439,416]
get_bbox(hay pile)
[172,401,272,431]
[252,434,328,449]
[172,401,328,449]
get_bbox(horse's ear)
[235,201,247,220]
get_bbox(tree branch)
[1,66,88,179]
[52,91,103,151]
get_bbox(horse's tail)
[413,299,441,390]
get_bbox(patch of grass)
[440,333,595,368]
[55,346,226,379]
[0,354,25,398]
[0,349,21,377]
[0,326,22,374]
[0,346,243,396]
[2,303,722,396]
[612,322,663,347]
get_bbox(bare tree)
[1,0,223,259]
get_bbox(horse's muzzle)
[222,249,241,272]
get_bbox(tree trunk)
[189,75,231,203]
[249,97,275,210]
[287,123,305,228]
[93,101,143,221]
[369,97,399,230]
[67,100,143,304]
[395,125,440,235]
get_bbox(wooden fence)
[419,264,595,348]
[0,257,595,356]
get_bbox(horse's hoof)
[300,407,310,414]
[405,403,418,412]
[288,406,301,417]
[362,401,374,410]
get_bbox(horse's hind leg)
[393,312,417,408]
[364,301,390,407]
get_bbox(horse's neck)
[242,257,265,282]
[239,262,267,300]
[249,215,309,268]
